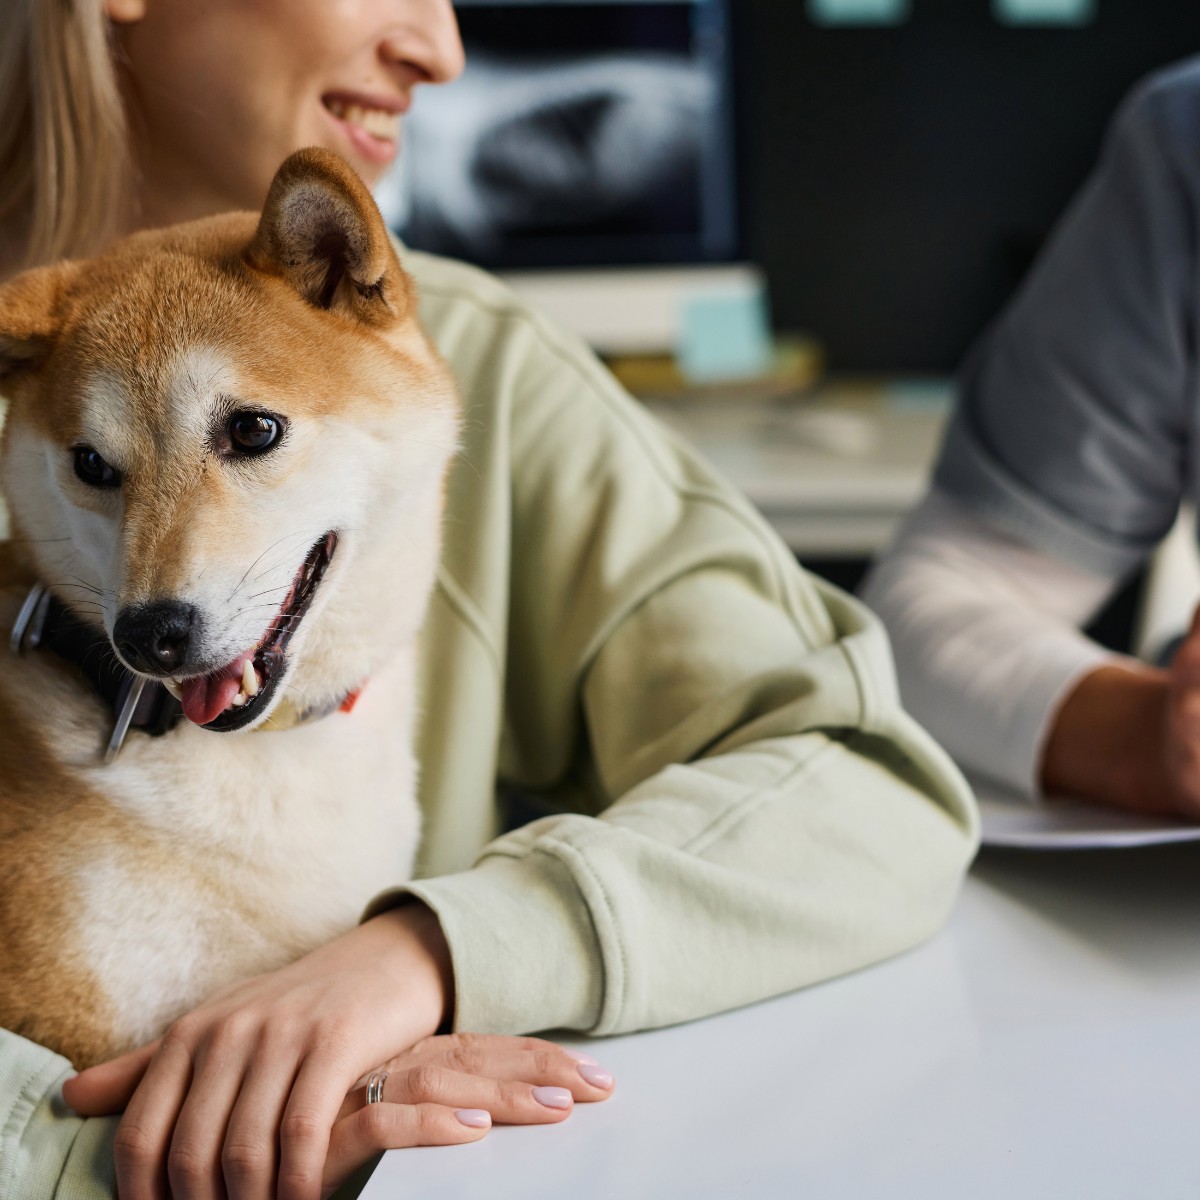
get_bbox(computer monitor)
[376,0,755,353]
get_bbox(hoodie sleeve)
[380,284,979,1037]
[0,1027,118,1200]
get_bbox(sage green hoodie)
[0,250,978,1198]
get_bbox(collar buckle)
[105,675,150,764]
[10,584,51,656]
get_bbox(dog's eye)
[228,412,282,456]
[73,446,121,489]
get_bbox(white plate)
[974,778,1200,849]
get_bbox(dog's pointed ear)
[246,148,410,326]
[0,262,77,379]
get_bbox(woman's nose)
[382,0,466,85]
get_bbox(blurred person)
[864,59,1200,820]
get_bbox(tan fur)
[0,149,459,1067]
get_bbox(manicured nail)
[533,1086,573,1110]
[456,1109,491,1128]
[564,1049,598,1065]
[577,1064,614,1089]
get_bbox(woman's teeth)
[326,99,400,141]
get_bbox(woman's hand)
[64,903,463,1200]
[71,1024,615,1200]
[323,1034,615,1198]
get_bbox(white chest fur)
[67,649,421,1050]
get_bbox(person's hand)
[1157,604,1200,817]
[71,1024,615,1200]
[322,1034,615,1198]
[1042,603,1200,818]
[63,903,464,1200]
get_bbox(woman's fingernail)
[577,1064,615,1089]
[456,1109,491,1128]
[533,1086,573,1110]
[564,1049,598,1065]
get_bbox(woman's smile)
[321,89,411,167]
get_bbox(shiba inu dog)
[0,149,459,1068]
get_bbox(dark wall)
[737,0,1200,371]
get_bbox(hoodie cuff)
[0,1030,118,1200]
[363,852,604,1035]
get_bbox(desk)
[645,379,951,557]
[360,844,1200,1199]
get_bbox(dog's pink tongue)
[179,654,252,726]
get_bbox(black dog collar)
[10,584,182,762]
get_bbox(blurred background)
[379,0,1200,639]
[740,0,1200,372]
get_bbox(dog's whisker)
[244,584,294,601]
[227,602,289,616]
[43,580,103,597]
[227,530,315,603]
[247,537,327,588]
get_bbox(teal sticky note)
[993,0,1095,26]
[807,0,911,27]
[678,282,773,384]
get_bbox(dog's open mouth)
[174,533,338,732]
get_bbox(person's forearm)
[861,491,1118,797]
[1041,663,1174,814]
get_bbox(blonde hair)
[0,0,130,271]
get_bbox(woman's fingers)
[62,1041,159,1117]
[166,1029,259,1200]
[320,1039,617,1200]
[403,1034,616,1104]
[322,1103,490,1199]
[351,1064,579,1125]
[111,1033,197,1200]
[277,1051,361,1200]
[96,1026,606,1200]
[220,1052,302,1200]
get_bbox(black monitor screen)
[379,0,740,269]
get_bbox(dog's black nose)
[114,602,197,675]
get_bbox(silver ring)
[366,1070,389,1105]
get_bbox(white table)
[360,843,1200,1198]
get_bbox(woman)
[863,59,1200,819]
[0,2,977,1198]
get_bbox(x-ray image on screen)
[377,1,739,270]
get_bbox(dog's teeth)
[242,661,259,697]
[162,679,183,701]
[231,693,246,707]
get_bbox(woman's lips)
[321,94,405,167]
